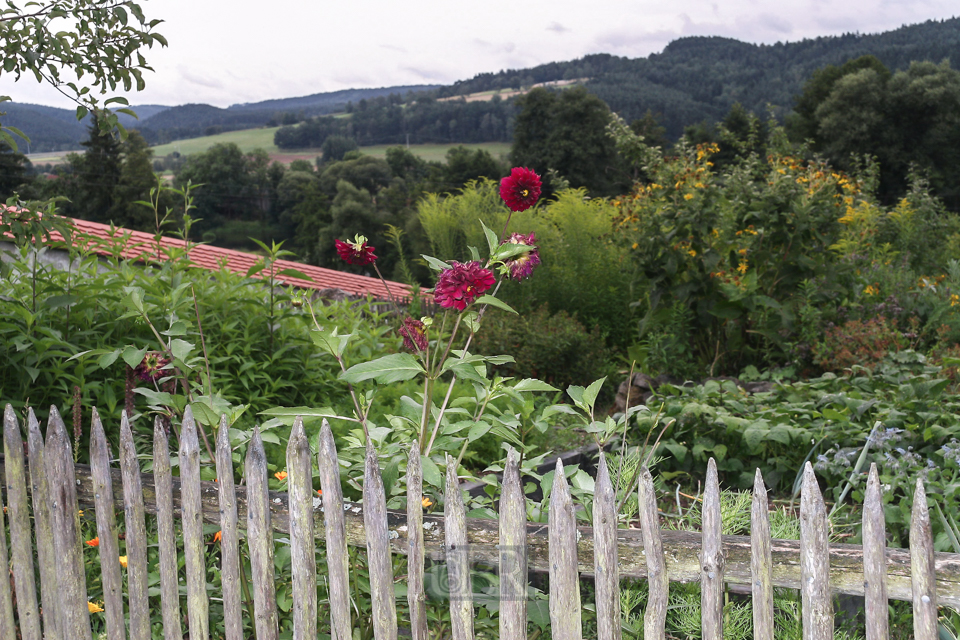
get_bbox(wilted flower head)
[500,167,542,212]
[434,261,496,311]
[335,235,377,266]
[135,351,169,383]
[398,317,428,352]
[501,232,541,281]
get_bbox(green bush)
[472,305,615,394]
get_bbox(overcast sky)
[2,0,958,110]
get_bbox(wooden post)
[701,458,724,640]
[3,404,42,640]
[911,478,937,640]
[800,462,832,640]
[119,412,150,640]
[549,459,582,640]
[90,408,127,640]
[45,405,92,640]
[214,415,243,640]
[363,440,398,640]
[445,456,474,640]
[246,426,279,640]
[499,449,527,640]
[0,463,18,639]
[318,420,351,640]
[406,441,427,640]
[639,466,667,640]
[180,407,210,640]
[751,469,774,640]
[594,452,620,640]
[863,464,888,640]
[27,408,61,640]
[152,418,184,640]
[287,417,317,640]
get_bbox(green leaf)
[257,406,340,426]
[246,261,266,277]
[467,421,492,442]
[276,267,313,282]
[421,255,451,272]
[98,349,121,368]
[480,220,499,256]
[474,294,517,314]
[121,345,148,369]
[421,456,442,488]
[310,328,352,358]
[582,377,607,411]
[170,339,194,362]
[513,379,559,393]
[341,353,425,384]
[43,294,78,309]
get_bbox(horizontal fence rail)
[0,404,958,640]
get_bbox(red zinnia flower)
[134,352,169,382]
[502,232,541,281]
[434,261,496,311]
[335,235,377,266]
[398,317,428,352]
[500,167,542,212]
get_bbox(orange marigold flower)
[118,556,128,568]
[317,489,323,496]
[213,531,222,543]
[88,601,104,613]
[422,497,433,508]
[274,470,288,481]
[85,537,100,547]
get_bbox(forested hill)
[436,17,960,138]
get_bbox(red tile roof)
[57,217,414,301]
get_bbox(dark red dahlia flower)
[434,261,496,311]
[499,167,542,212]
[335,236,377,266]
[134,351,170,383]
[398,317,428,352]
[502,232,541,281]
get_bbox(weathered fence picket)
[46,406,92,640]
[318,420,351,640]
[26,408,61,640]
[639,465,668,640]
[863,463,889,640]
[119,412,150,640]
[593,453,620,640]
[446,456,474,640]
[4,405,42,640]
[214,415,243,640]
[4,403,960,640]
[750,469,774,640]
[701,458,724,640]
[800,462,833,640]
[246,427,279,640]
[911,478,937,640]
[364,439,398,640]
[179,407,209,640]
[90,409,126,640]
[406,441,428,640]
[0,451,17,639]
[152,418,184,640]
[287,417,317,640]
[549,459,582,640]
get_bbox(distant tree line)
[274,94,515,148]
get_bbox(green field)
[149,127,511,164]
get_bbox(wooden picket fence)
[2,403,960,640]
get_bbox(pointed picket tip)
[119,409,134,445]
[706,457,718,482]
[48,404,66,438]
[445,454,460,500]
[90,406,107,455]
[597,450,610,482]
[753,468,766,495]
[246,426,265,467]
[3,404,16,434]
[912,477,929,519]
[288,416,307,454]
[215,413,230,450]
[800,461,824,508]
[364,436,379,470]
[26,407,41,443]
[180,406,199,456]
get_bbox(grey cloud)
[178,66,223,90]
[547,22,570,33]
